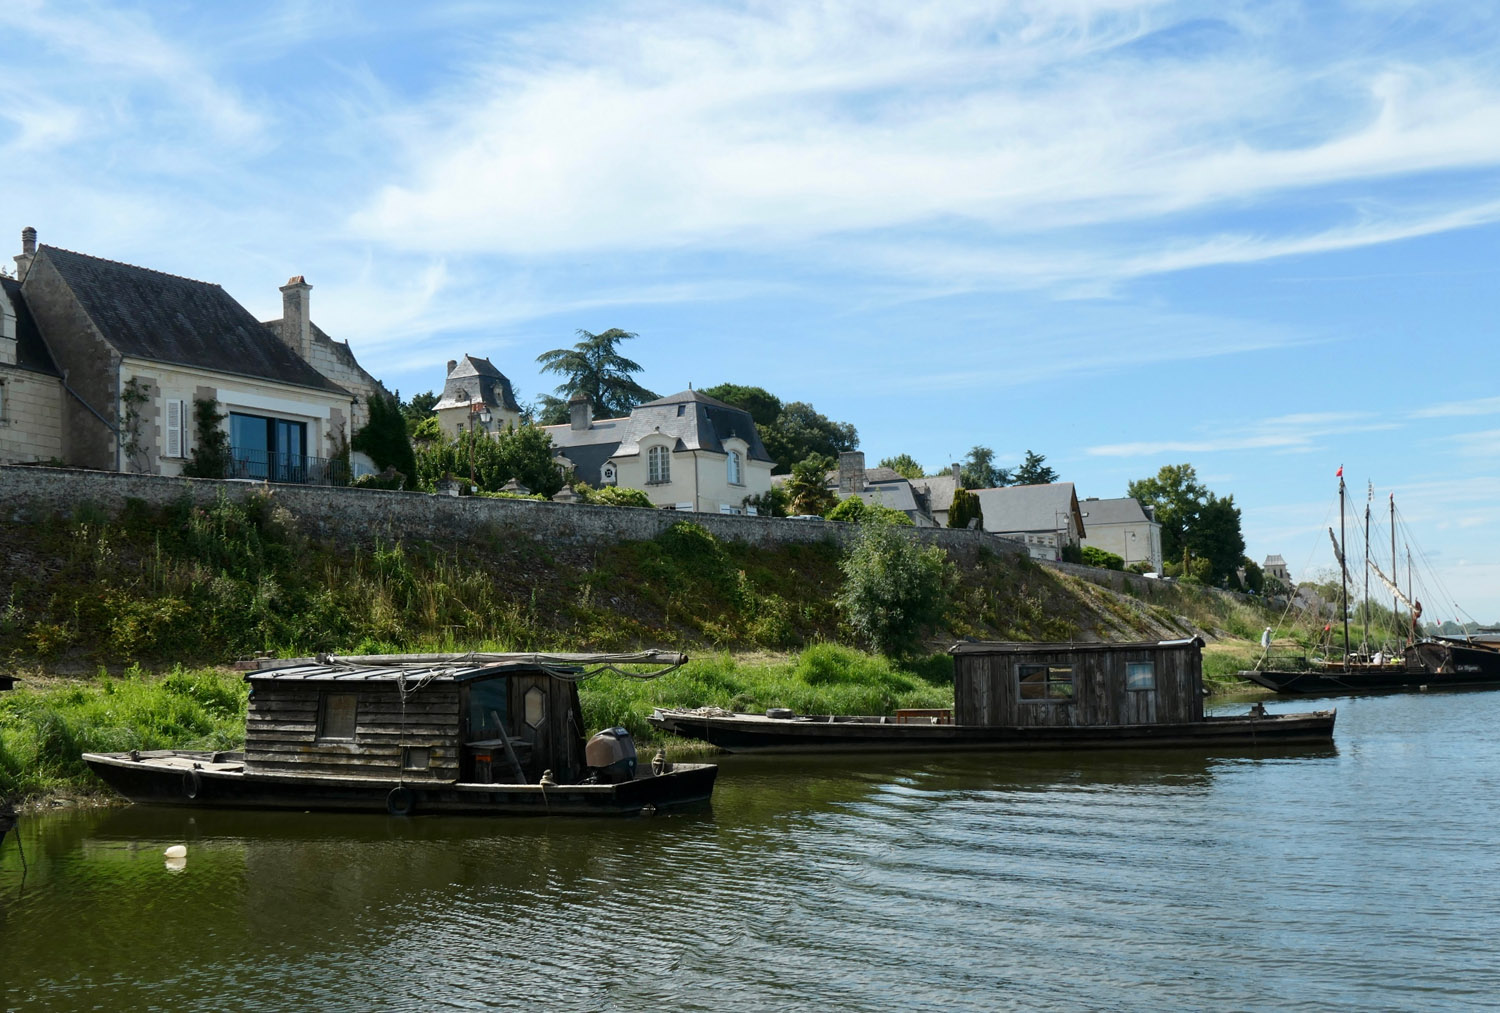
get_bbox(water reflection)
[2,694,1495,1013]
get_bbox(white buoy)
[164,845,187,859]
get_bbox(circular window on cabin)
[524,686,546,728]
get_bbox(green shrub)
[836,521,954,655]
[827,497,913,525]
[947,487,983,530]
[1081,545,1124,570]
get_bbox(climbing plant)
[181,398,232,479]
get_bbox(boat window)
[1126,661,1155,691]
[524,685,546,728]
[318,693,358,740]
[402,747,431,770]
[1017,664,1074,702]
[467,680,509,738]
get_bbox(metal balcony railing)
[226,450,349,486]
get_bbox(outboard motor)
[585,727,638,784]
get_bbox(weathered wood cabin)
[950,638,1206,728]
[244,657,588,785]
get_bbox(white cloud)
[1087,411,1398,457]
[345,0,1500,292]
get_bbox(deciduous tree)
[879,453,924,480]
[837,520,954,655]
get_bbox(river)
[3,690,1499,1012]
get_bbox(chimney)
[838,451,866,494]
[447,359,458,376]
[569,393,593,431]
[951,462,961,489]
[14,227,36,280]
[278,275,313,360]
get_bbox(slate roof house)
[1080,496,1163,572]
[433,355,523,438]
[542,389,774,513]
[970,482,1087,561]
[820,451,940,527]
[6,229,381,482]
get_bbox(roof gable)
[972,482,1080,532]
[34,246,347,395]
[1078,497,1150,526]
[434,355,521,413]
[0,277,58,376]
[547,392,772,464]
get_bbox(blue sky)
[5,1,1499,622]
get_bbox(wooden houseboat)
[650,638,1335,753]
[85,652,716,816]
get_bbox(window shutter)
[165,398,184,458]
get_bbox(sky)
[4,0,1499,622]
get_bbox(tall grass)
[580,643,954,741]
[0,667,247,801]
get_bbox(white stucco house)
[542,389,774,514]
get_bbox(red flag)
[1336,465,1343,477]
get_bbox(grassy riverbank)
[1,639,1280,806]
[1,490,1290,805]
[0,666,247,802]
[1,490,1281,670]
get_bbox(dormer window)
[601,462,617,486]
[648,445,671,484]
[727,449,742,485]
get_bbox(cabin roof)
[949,638,1205,656]
[245,650,687,685]
[247,659,582,685]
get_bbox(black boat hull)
[1243,639,1500,695]
[83,751,716,816]
[648,710,1335,754]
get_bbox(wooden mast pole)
[1340,473,1350,667]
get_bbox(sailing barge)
[85,652,716,816]
[1241,637,1500,695]
[650,639,1335,753]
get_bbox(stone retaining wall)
[0,465,1030,560]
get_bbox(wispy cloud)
[1411,395,1500,418]
[1087,411,1399,457]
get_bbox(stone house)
[432,355,523,438]
[1263,555,1291,584]
[909,466,964,527]
[0,273,64,464]
[261,275,388,433]
[542,389,774,513]
[969,482,1087,561]
[820,451,940,526]
[1080,496,1163,571]
[8,229,380,481]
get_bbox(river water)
[3,690,1499,1012]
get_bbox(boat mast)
[1340,472,1350,667]
[1363,492,1371,655]
[1390,493,1398,640]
